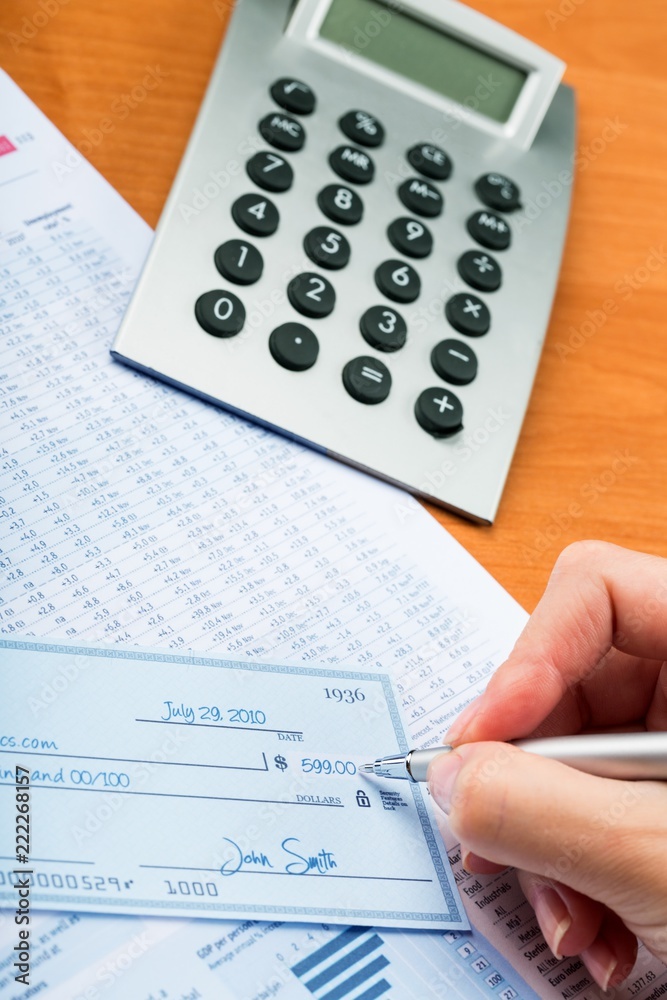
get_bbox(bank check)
[0,639,467,929]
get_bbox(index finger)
[446,541,667,743]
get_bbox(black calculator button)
[269,322,319,371]
[232,194,279,237]
[431,339,478,385]
[246,151,293,193]
[375,259,421,304]
[407,143,452,181]
[475,173,521,212]
[214,240,263,285]
[339,110,385,148]
[398,178,443,218]
[317,184,363,225]
[445,293,490,337]
[387,217,433,259]
[288,272,336,318]
[360,306,407,352]
[467,210,511,251]
[270,78,316,116]
[259,112,305,152]
[329,145,375,185]
[195,290,245,338]
[457,250,502,292]
[304,227,351,270]
[415,387,463,437]
[343,356,391,404]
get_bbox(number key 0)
[195,290,245,338]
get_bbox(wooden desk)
[2,0,665,612]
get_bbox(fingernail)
[444,696,483,743]
[532,887,572,960]
[581,939,618,992]
[460,849,507,875]
[428,752,463,814]
[460,848,474,872]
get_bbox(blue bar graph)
[353,980,392,1000]
[291,926,368,979]
[304,935,383,993]
[291,927,394,1000]
[320,955,391,1000]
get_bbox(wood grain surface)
[2,0,666,612]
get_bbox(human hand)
[428,541,667,991]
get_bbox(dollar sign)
[274,754,288,771]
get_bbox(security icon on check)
[356,789,371,807]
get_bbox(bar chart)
[291,927,391,1000]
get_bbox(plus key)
[415,388,463,437]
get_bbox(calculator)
[111,0,575,523]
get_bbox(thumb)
[428,742,662,914]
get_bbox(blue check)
[0,639,467,929]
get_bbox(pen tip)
[359,763,373,773]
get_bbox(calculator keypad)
[214,240,263,285]
[288,272,336,318]
[203,81,521,452]
[246,151,293,192]
[259,112,305,152]
[232,194,279,236]
[339,110,385,147]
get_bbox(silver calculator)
[112,0,575,523]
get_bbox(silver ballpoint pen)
[360,732,667,783]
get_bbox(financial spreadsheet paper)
[0,639,465,928]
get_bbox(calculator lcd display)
[319,0,527,123]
